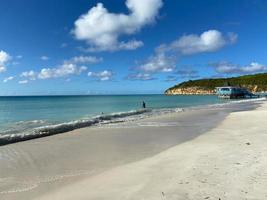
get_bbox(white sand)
[37,101,267,200]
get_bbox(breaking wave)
[0,109,150,146]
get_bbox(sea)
[0,94,265,144]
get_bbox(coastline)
[0,109,150,146]
[0,99,265,199]
[1,97,264,146]
[40,100,267,200]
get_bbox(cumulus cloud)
[138,53,176,73]
[20,70,37,80]
[88,70,113,81]
[18,80,28,84]
[72,0,163,51]
[131,30,236,79]
[20,55,102,82]
[163,30,237,55]
[40,56,50,61]
[38,63,87,79]
[0,50,11,73]
[21,63,87,82]
[3,76,14,83]
[211,61,267,74]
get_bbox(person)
[142,101,146,109]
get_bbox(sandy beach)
[0,100,266,200]
[2,0,267,199]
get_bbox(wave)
[0,109,150,146]
[0,97,265,146]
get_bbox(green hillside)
[166,73,267,93]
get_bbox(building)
[216,86,253,99]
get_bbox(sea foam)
[0,109,149,145]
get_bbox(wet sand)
[0,101,263,199]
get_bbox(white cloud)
[241,62,266,73]
[16,55,23,59]
[88,70,113,81]
[117,40,144,50]
[40,56,50,61]
[1,66,6,73]
[3,76,14,83]
[66,55,103,64]
[72,0,163,51]
[20,55,100,81]
[20,70,37,80]
[19,80,28,84]
[168,30,237,55]
[38,63,87,79]
[0,50,10,63]
[132,30,237,79]
[212,61,267,74]
[138,53,176,73]
[0,50,11,73]
[21,63,87,81]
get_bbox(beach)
[2,0,267,199]
[0,99,266,200]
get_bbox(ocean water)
[0,94,263,144]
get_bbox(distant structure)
[216,86,255,99]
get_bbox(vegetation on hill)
[165,73,267,94]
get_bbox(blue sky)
[0,0,267,95]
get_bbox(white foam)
[0,109,150,145]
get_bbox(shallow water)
[0,95,222,133]
[0,95,265,145]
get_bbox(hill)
[165,73,267,95]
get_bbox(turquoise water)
[0,95,223,135]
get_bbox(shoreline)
[0,109,150,146]
[40,100,267,200]
[0,100,265,199]
[0,97,265,146]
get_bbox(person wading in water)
[142,101,146,109]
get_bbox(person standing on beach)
[142,101,146,109]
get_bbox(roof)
[215,86,241,89]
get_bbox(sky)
[0,0,267,95]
